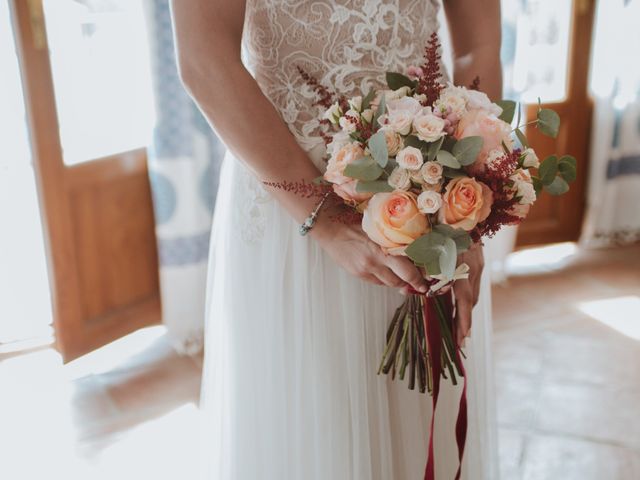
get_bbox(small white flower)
[323,102,342,124]
[435,87,467,117]
[396,146,424,171]
[394,86,412,98]
[326,131,351,156]
[420,161,443,185]
[521,148,540,168]
[348,96,363,112]
[388,167,412,190]
[339,115,357,134]
[510,169,537,205]
[413,113,446,143]
[414,94,427,104]
[486,148,506,168]
[417,190,443,214]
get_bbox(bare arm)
[443,0,502,345]
[170,0,428,292]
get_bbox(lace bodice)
[243,0,442,153]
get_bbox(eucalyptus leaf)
[532,176,543,195]
[439,237,458,281]
[452,136,484,166]
[427,136,445,161]
[386,72,416,91]
[432,224,471,253]
[496,100,516,124]
[537,108,560,138]
[355,180,394,193]
[368,131,389,168]
[544,176,570,195]
[404,135,429,150]
[443,166,468,179]
[559,155,577,168]
[515,128,529,149]
[558,161,577,183]
[373,94,386,126]
[436,150,461,169]
[424,257,441,276]
[343,156,384,181]
[405,232,447,266]
[538,155,558,185]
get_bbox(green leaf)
[496,100,516,124]
[544,176,570,195]
[427,136,445,161]
[443,166,468,179]
[368,131,389,168]
[405,232,447,266]
[538,155,558,185]
[558,155,577,183]
[404,135,429,151]
[537,108,561,138]
[515,128,529,149]
[343,156,384,181]
[424,257,441,276]
[532,176,543,195]
[386,72,416,91]
[432,224,471,253]
[373,94,386,126]
[355,180,394,193]
[436,150,461,169]
[452,136,484,166]
[439,237,458,281]
[361,89,376,111]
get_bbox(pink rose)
[396,146,424,171]
[438,177,493,231]
[455,110,514,173]
[362,191,429,256]
[324,143,372,204]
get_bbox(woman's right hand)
[313,220,429,293]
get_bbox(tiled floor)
[0,244,638,479]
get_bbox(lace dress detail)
[243,0,442,153]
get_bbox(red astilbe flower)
[470,149,523,241]
[415,32,445,107]
[296,66,349,111]
[262,179,332,199]
[343,113,376,145]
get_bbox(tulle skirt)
[200,152,499,479]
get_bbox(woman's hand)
[313,221,429,294]
[453,242,484,347]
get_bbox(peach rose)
[455,110,513,173]
[438,177,493,231]
[362,191,429,255]
[324,143,372,204]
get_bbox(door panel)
[10,0,160,361]
[512,0,595,246]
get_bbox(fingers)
[361,273,384,286]
[453,280,473,347]
[371,266,406,288]
[384,255,428,293]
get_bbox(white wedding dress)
[200,1,499,479]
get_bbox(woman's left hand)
[453,242,484,347]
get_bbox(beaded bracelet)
[299,192,331,236]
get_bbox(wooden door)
[10,0,160,361]
[515,0,596,246]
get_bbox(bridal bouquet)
[270,33,576,480]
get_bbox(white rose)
[511,169,537,205]
[417,190,443,214]
[521,148,540,168]
[381,128,403,156]
[388,167,412,190]
[339,115,357,134]
[323,102,342,124]
[413,113,446,142]
[465,89,502,117]
[348,96,363,112]
[385,111,413,135]
[361,108,374,123]
[387,96,423,116]
[420,161,443,185]
[396,146,424,171]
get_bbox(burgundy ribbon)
[422,292,468,480]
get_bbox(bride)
[171,1,500,478]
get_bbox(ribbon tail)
[423,294,443,480]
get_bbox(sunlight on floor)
[578,296,640,341]
[506,242,578,275]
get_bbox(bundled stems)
[378,293,464,395]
